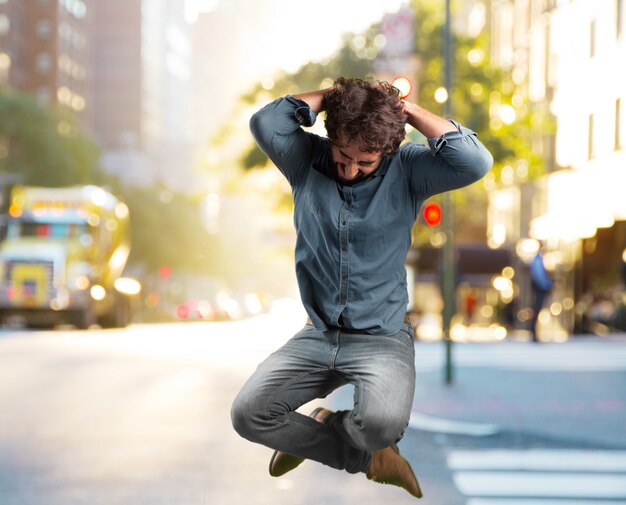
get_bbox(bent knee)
[231,393,264,440]
[357,414,409,451]
[231,392,284,441]
[230,396,247,437]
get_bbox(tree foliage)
[409,1,552,180]
[102,178,217,275]
[0,86,100,187]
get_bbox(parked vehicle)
[0,185,140,328]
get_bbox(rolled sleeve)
[427,120,493,179]
[291,98,318,127]
[249,96,321,186]
[250,97,302,140]
[403,120,493,199]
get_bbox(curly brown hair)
[323,77,406,155]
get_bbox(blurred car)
[175,299,215,321]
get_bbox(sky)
[187,0,411,142]
[187,0,407,77]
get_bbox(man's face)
[331,140,383,185]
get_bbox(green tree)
[104,180,217,275]
[405,0,553,243]
[0,86,100,187]
[409,1,551,181]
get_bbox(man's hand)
[402,100,457,138]
[292,88,333,114]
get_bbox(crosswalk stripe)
[453,471,626,499]
[466,500,624,505]
[448,449,626,472]
[409,413,499,437]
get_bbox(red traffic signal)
[159,265,172,279]
[423,202,442,226]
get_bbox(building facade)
[0,0,194,190]
[92,0,193,189]
[0,0,91,122]
[488,0,626,337]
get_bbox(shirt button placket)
[339,188,351,307]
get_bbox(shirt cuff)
[286,96,318,127]
[427,120,475,154]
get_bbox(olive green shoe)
[268,407,333,477]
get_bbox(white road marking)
[467,500,623,505]
[448,449,626,503]
[453,471,626,498]
[448,449,626,472]
[408,413,499,436]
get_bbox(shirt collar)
[371,156,390,178]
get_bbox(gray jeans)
[231,323,416,474]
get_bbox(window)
[36,86,51,106]
[61,0,87,19]
[590,19,596,58]
[17,222,87,239]
[544,0,557,12]
[36,52,52,74]
[36,19,52,40]
[0,14,9,36]
[73,1,87,19]
[0,52,10,85]
[617,98,623,150]
[588,113,594,159]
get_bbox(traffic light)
[391,76,413,100]
[159,265,172,279]
[423,202,442,226]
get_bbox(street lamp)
[434,86,448,104]
[442,0,455,385]
[391,76,413,100]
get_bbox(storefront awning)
[407,244,512,277]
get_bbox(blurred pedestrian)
[497,295,516,331]
[463,287,479,323]
[529,249,553,342]
[231,77,493,499]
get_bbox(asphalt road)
[0,309,625,505]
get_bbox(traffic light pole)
[442,0,455,385]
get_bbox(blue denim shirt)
[250,96,493,335]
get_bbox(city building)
[0,0,91,123]
[92,0,193,190]
[0,0,195,191]
[488,0,626,336]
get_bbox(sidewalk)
[408,336,626,448]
